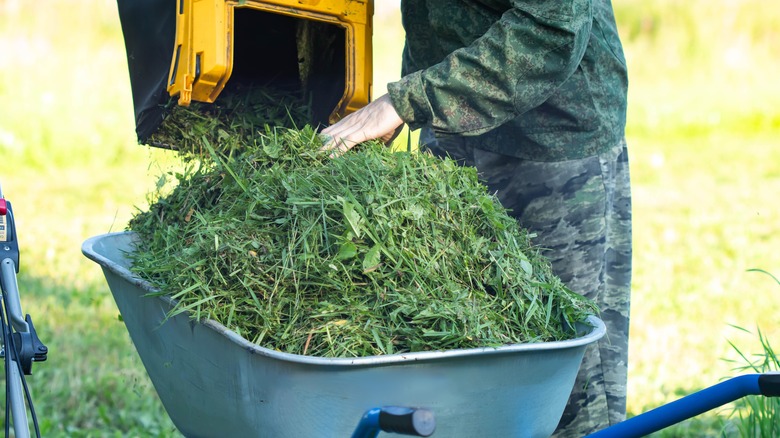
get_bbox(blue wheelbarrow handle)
[351,407,435,438]
[586,373,780,438]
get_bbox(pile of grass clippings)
[128,87,597,358]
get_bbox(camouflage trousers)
[421,130,632,437]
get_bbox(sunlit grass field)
[1,0,779,435]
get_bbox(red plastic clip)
[0,199,6,215]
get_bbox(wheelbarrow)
[82,231,606,437]
[83,231,780,437]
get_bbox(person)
[321,1,631,436]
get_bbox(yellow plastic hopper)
[167,0,373,124]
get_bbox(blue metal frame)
[586,373,780,438]
[351,408,383,438]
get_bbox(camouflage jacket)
[386,0,628,161]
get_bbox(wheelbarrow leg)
[586,373,780,438]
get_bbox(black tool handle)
[379,406,436,437]
[759,373,780,397]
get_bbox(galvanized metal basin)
[82,231,605,438]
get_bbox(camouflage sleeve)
[387,0,593,136]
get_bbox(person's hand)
[320,94,404,156]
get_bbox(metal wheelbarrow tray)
[82,231,606,437]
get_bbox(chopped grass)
[146,83,311,155]
[126,89,597,357]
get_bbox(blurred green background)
[1,0,779,435]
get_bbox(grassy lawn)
[1,0,779,435]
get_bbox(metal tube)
[1,258,29,333]
[351,408,381,438]
[0,257,31,438]
[587,374,763,438]
[6,354,31,438]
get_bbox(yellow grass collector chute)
[167,0,373,124]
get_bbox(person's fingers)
[320,126,363,155]
[324,137,359,158]
[324,118,395,148]
[320,116,359,151]
[320,121,370,155]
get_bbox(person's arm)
[390,0,592,136]
[321,0,592,153]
